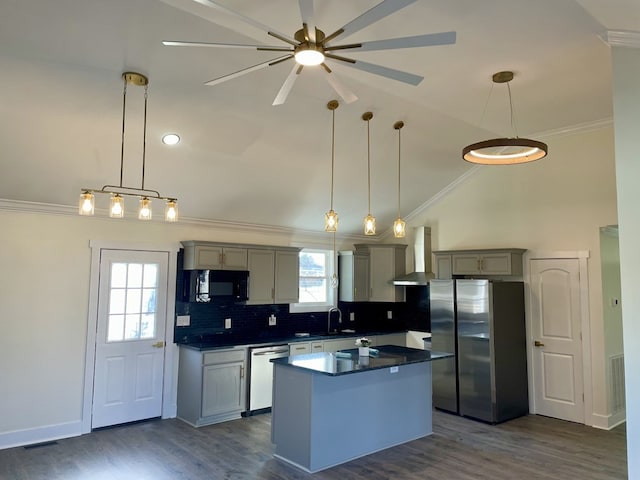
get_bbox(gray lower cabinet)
[177,347,247,427]
[371,333,406,347]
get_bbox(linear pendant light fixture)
[462,71,548,165]
[362,111,376,236]
[79,72,179,222]
[324,100,339,232]
[393,120,406,238]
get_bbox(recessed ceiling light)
[162,133,180,145]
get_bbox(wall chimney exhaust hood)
[392,226,435,286]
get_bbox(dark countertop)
[271,345,453,376]
[177,330,409,351]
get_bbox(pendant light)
[462,71,547,165]
[324,100,339,232]
[393,121,406,238]
[79,72,179,221]
[362,111,376,236]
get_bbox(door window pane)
[107,262,159,342]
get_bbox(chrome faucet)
[327,307,342,333]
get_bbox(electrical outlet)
[176,315,190,327]
[387,310,393,320]
[269,314,277,326]
[225,318,232,329]
[350,312,355,321]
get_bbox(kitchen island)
[270,345,452,473]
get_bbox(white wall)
[611,44,640,479]
[0,210,348,447]
[403,126,618,423]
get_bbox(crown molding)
[602,30,640,49]
[0,198,373,245]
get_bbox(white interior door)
[530,258,584,423]
[92,249,169,429]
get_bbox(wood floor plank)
[0,410,626,480]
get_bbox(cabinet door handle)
[219,253,223,265]
[240,365,244,378]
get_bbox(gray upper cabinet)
[247,247,300,305]
[338,251,370,302]
[182,242,248,270]
[434,249,525,277]
[354,244,407,303]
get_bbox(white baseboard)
[591,411,626,430]
[0,420,82,450]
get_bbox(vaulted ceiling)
[0,0,636,236]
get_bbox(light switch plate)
[176,315,190,327]
[225,318,232,329]
[269,315,277,326]
[350,312,355,321]
[387,310,393,319]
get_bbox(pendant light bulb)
[165,199,178,222]
[138,197,152,220]
[364,215,376,236]
[325,209,338,232]
[393,121,406,238]
[109,194,124,218]
[79,191,95,216]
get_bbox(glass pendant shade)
[79,191,95,216]
[165,199,178,222]
[364,214,376,236]
[138,197,152,220]
[325,209,338,232]
[393,217,406,238]
[109,194,124,218]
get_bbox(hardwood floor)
[0,411,626,480]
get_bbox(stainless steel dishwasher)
[248,345,289,413]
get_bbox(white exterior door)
[530,258,584,423]
[92,249,169,428]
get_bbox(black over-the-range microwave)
[184,269,249,303]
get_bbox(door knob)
[534,340,545,347]
[152,341,165,348]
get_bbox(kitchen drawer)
[203,349,246,366]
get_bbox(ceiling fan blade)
[205,55,292,86]
[191,0,296,44]
[298,0,316,43]
[272,65,301,106]
[325,0,417,44]
[337,59,423,85]
[353,31,457,52]
[163,40,290,50]
[325,73,358,104]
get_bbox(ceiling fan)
[163,0,456,105]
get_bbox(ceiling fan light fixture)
[463,71,548,165]
[294,46,324,66]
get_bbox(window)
[290,249,336,313]
[107,262,158,342]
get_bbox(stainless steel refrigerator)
[430,279,528,423]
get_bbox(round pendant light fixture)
[462,71,548,165]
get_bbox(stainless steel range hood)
[392,226,435,286]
